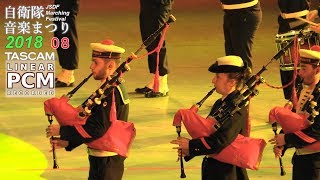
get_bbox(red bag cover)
[44,96,87,126]
[269,106,320,150]
[173,108,266,170]
[86,90,136,157]
[87,120,136,157]
[269,106,309,133]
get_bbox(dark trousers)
[201,157,249,180]
[54,0,79,70]
[139,0,173,76]
[88,155,125,180]
[292,152,320,180]
[223,3,262,69]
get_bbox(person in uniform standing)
[46,40,130,180]
[171,56,252,180]
[269,47,320,180]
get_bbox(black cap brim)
[208,64,245,73]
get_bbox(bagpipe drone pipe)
[44,15,176,167]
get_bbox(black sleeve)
[285,115,320,148]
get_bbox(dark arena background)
[0,0,308,179]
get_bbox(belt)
[281,10,309,19]
[87,148,118,157]
[288,19,308,30]
[221,0,258,10]
[295,147,320,155]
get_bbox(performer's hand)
[273,145,284,158]
[269,134,286,146]
[171,137,190,156]
[307,10,319,21]
[46,124,60,137]
[310,24,320,33]
[50,138,69,150]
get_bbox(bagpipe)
[44,15,176,168]
[268,80,320,176]
[172,29,317,176]
[269,80,320,150]
[172,86,267,172]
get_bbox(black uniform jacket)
[189,91,249,156]
[285,85,320,148]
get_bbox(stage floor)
[0,1,300,179]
